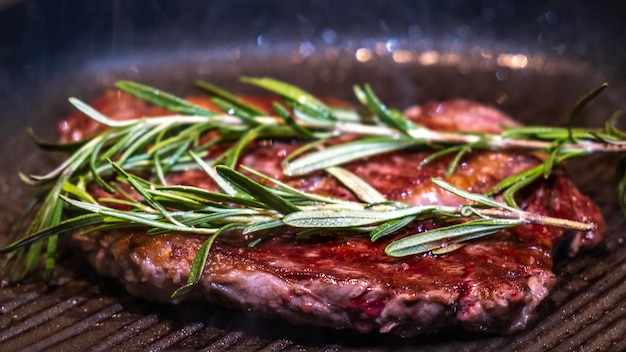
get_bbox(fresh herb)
[2,78,623,295]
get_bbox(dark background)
[2,0,626,97]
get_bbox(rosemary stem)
[473,208,596,232]
[334,122,626,154]
[100,113,626,156]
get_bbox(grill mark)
[179,326,226,349]
[580,315,626,352]
[0,297,86,344]
[199,330,245,352]
[314,345,342,352]
[112,320,176,351]
[2,262,621,352]
[0,282,42,297]
[145,321,205,351]
[23,303,123,352]
[228,335,272,351]
[0,291,70,331]
[0,291,40,314]
[257,338,294,352]
[497,253,626,352]
[86,315,160,352]
[551,291,626,352]
[547,248,626,307]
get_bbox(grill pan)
[1,1,626,351]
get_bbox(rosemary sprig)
[2,77,622,291]
[1,164,597,296]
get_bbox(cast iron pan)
[1,1,626,351]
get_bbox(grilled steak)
[63,91,605,337]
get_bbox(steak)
[62,90,605,337]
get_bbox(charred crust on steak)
[63,90,604,336]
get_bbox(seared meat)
[65,91,604,336]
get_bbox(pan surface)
[1,1,626,351]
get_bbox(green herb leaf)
[385,218,521,257]
[215,165,299,214]
[116,81,215,117]
[370,215,416,241]
[210,97,260,126]
[604,111,626,139]
[446,144,472,175]
[171,223,242,298]
[239,165,352,205]
[241,77,335,121]
[69,97,136,128]
[0,213,105,254]
[156,184,265,209]
[325,166,387,203]
[501,170,541,208]
[243,219,285,234]
[432,178,517,211]
[273,102,316,138]
[568,83,608,142]
[283,205,436,228]
[418,145,459,168]
[109,160,187,228]
[64,196,226,235]
[354,84,413,136]
[543,143,561,179]
[27,127,89,153]
[218,124,266,168]
[284,137,417,176]
[196,79,269,116]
